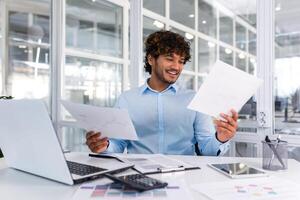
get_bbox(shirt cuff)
[213,132,230,156]
[103,140,115,153]
[215,132,228,143]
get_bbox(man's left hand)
[214,109,238,143]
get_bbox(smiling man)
[86,30,238,156]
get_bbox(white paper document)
[73,179,193,200]
[61,101,138,140]
[188,60,263,118]
[191,176,300,200]
[116,154,197,174]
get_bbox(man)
[86,30,238,156]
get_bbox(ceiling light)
[207,41,216,48]
[189,14,194,18]
[185,32,194,40]
[18,45,27,49]
[250,58,256,63]
[153,20,164,29]
[202,20,207,24]
[225,48,232,54]
[238,53,245,59]
[275,3,281,11]
[91,0,96,2]
[239,163,245,169]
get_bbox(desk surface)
[1,153,300,200]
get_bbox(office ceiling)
[8,0,300,58]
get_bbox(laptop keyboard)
[67,161,106,176]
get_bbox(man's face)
[149,53,185,85]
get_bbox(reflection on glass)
[235,142,257,157]
[143,0,165,16]
[219,12,233,45]
[289,146,300,162]
[198,76,204,89]
[33,14,50,43]
[9,12,28,41]
[78,20,93,50]
[61,126,87,152]
[248,57,256,75]
[217,0,256,28]
[177,74,194,90]
[66,0,123,57]
[238,96,257,125]
[198,38,216,73]
[215,0,257,132]
[198,0,216,38]
[9,11,49,44]
[6,3,50,100]
[143,17,165,80]
[274,0,300,135]
[238,2,257,27]
[64,56,122,108]
[219,46,233,66]
[169,27,194,71]
[236,52,246,71]
[235,22,246,51]
[143,16,164,41]
[170,0,195,29]
[248,31,256,55]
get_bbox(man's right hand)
[85,131,109,153]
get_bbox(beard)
[153,65,180,85]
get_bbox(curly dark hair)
[144,30,191,74]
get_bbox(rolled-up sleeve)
[194,112,229,156]
[105,138,128,153]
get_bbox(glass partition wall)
[1,0,51,103]
[274,0,300,162]
[62,0,128,151]
[0,0,129,152]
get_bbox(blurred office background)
[0,0,300,161]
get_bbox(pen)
[89,153,124,162]
[265,136,285,169]
[157,165,185,173]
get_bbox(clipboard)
[109,154,201,174]
[89,153,201,174]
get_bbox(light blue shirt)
[106,81,229,156]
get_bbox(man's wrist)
[106,140,110,149]
[215,132,228,143]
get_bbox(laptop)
[0,99,133,185]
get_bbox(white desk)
[1,153,300,200]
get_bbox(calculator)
[104,173,168,191]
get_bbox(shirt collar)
[140,79,178,94]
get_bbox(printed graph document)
[116,154,199,174]
[191,176,300,200]
[188,60,263,118]
[61,101,138,140]
[73,179,194,200]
